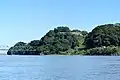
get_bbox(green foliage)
[14,42,26,47]
[81,31,88,36]
[28,40,41,46]
[85,23,120,48]
[87,46,118,55]
[39,28,83,54]
[54,26,71,33]
[8,26,86,55]
[72,29,81,32]
[7,45,39,55]
[8,24,120,55]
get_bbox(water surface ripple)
[0,56,120,80]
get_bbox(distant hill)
[7,23,120,55]
[7,27,87,55]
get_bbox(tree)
[81,31,88,36]
[14,42,26,47]
[72,29,81,32]
[85,23,120,48]
[28,40,41,46]
[54,26,71,32]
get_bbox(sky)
[0,0,120,46]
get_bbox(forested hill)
[7,23,120,55]
[85,23,120,48]
[7,27,88,55]
[84,23,120,55]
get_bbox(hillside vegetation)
[7,23,120,55]
[7,27,87,55]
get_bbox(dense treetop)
[85,23,120,48]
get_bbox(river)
[0,55,120,80]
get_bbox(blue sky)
[0,0,120,46]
